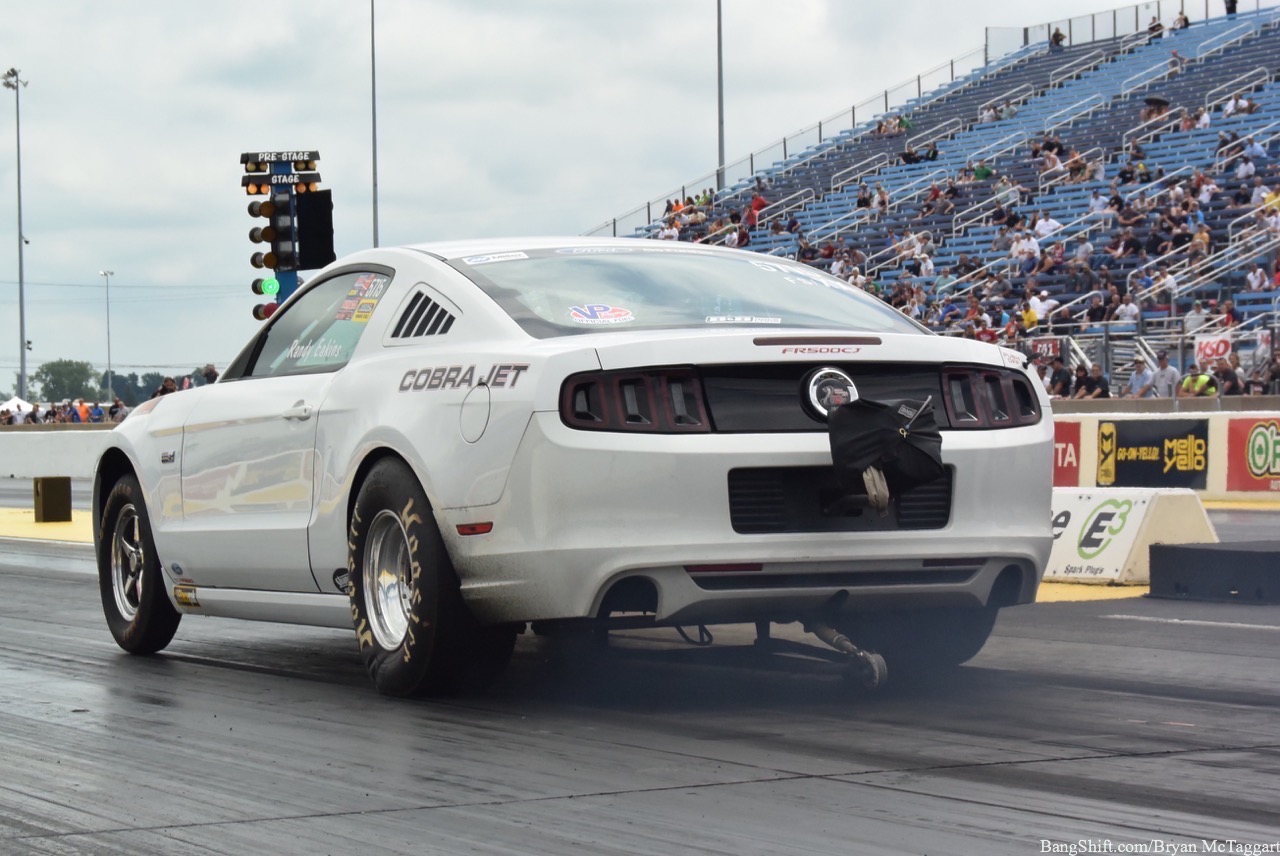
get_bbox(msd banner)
[1194,334,1232,366]
[1226,418,1280,492]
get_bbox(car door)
[175,269,394,591]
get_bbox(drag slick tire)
[841,606,997,676]
[97,474,182,654]
[346,458,515,697]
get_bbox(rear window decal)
[569,304,634,325]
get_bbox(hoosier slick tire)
[346,458,515,697]
[97,474,182,655]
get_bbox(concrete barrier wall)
[3,408,1279,502]
[0,428,115,479]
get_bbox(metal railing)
[906,117,964,153]
[812,169,946,247]
[830,152,891,193]
[1204,66,1273,109]
[1049,49,1108,86]
[1119,59,1175,99]
[753,188,814,229]
[1121,109,1184,150]
[979,83,1034,116]
[966,130,1028,167]
[1040,146,1104,192]
[1117,29,1155,53]
[1213,120,1280,173]
[1044,93,1105,133]
[1194,19,1257,58]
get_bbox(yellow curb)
[1037,581,1147,602]
[1202,500,1280,512]
[0,508,94,543]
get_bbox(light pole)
[3,68,28,401]
[716,0,725,191]
[370,0,380,247]
[99,270,114,398]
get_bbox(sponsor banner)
[1096,419,1208,489]
[1030,337,1063,360]
[1226,418,1280,492]
[1194,334,1232,367]
[1046,491,1151,582]
[1053,420,1080,486]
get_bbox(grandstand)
[595,2,1280,395]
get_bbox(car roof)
[402,236,729,261]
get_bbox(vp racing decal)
[399,363,529,392]
[569,304,633,325]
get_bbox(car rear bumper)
[441,413,1053,624]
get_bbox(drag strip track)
[1,551,1279,854]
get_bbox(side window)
[247,271,394,379]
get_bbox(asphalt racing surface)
[1,511,1279,854]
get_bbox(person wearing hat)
[1049,355,1072,397]
[1120,356,1155,398]
[1029,288,1058,318]
[1151,351,1180,397]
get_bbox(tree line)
[6,360,216,406]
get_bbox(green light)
[261,276,280,296]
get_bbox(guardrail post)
[1069,19,1074,44]
[884,91,889,113]
[818,120,823,143]
[783,139,788,159]
[950,59,955,80]
[646,202,651,225]
[612,218,617,238]
[917,75,922,98]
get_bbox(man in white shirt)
[1074,233,1094,265]
[1245,262,1268,292]
[1183,300,1209,332]
[1029,289,1059,318]
[1223,94,1255,118]
[658,220,680,240]
[1251,178,1269,206]
[1236,157,1256,181]
[1154,266,1178,300]
[1034,211,1063,239]
[1151,351,1180,397]
[1009,231,1040,274]
[1114,293,1141,325]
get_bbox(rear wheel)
[97,475,181,654]
[346,458,514,697]
[841,606,997,676]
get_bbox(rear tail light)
[560,367,711,433]
[941,367,1041,429]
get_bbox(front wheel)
[841,606,998,676]
[346,458,514,697]
[97,475,181,654]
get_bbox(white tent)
[1,396,34,413]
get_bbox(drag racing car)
[93,237,1053,696]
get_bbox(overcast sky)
[0,0,1174,392]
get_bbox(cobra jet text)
[399,363,529,392]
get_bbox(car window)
[247,271,393,379]
[447,246,922,338]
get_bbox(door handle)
[281,401,313,421]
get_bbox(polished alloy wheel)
[363,510,414,650]
[111,505,145,621]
